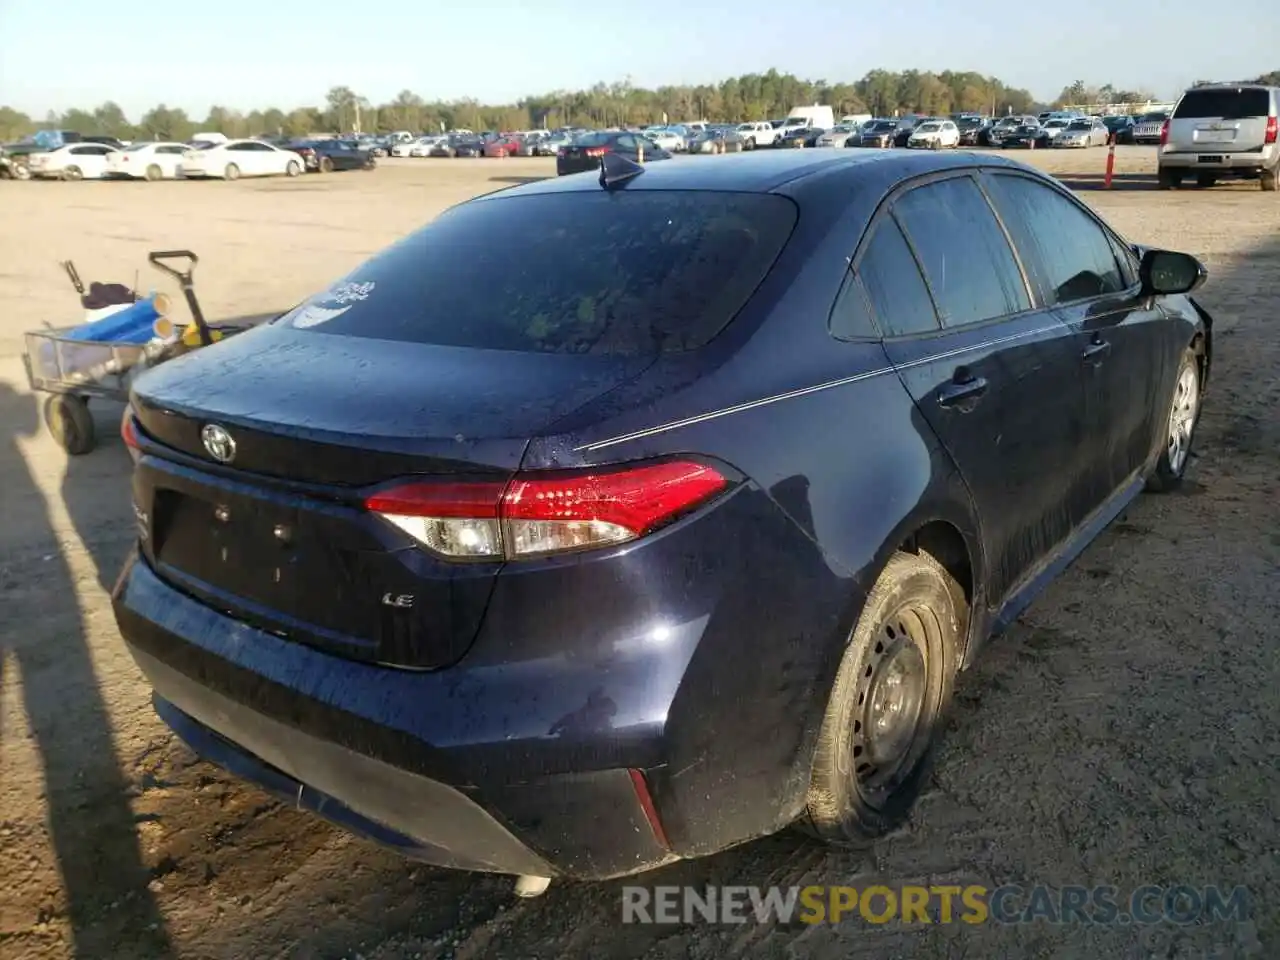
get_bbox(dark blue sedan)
[113,149,1212,892]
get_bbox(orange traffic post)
[1104,138,1116,189]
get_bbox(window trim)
[980,169,1140,309]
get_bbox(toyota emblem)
[201,424,236,463]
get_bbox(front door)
[859,173,1089,605]
[979,171,1170,503]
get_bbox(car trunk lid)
[130,322,652,669]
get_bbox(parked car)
[1103,115,1135,145]
[893,116,939,147]
[288,139,375,172]
[556,131,671,175]
[179,139,305,180]
[104,141,189,180]
[452,137,485,158]
[982,116,1034,148]
[957,116,988,146]
[390,139,420,158]
[1036,118,1074,147]
[26,142,121,180]
[777,127,826,148]
[483,136,522,158]
[907,120,961,149]
[1053,117,1111,148]
[735,121,779,149]
[410,137,447,158]
[1158,83,1280,191]
[642,128,684,152]
[859,120,898,147]
[114,148,1213,894]
[688,126,744,154]
[1131,111,1170,145]
[1000,122,1045,149]
[815,124,862,147]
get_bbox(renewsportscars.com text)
[621,884,1251,926]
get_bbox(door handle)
[1082,338,1112,364]
[937,373,989,411]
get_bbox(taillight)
[1266,116,1278,145]
[1159,119,1169,146]
[365,460,729,561]
[584,147,610,158]
[121,409,141,458]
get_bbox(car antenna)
[599,152,644,189]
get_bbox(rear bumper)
[113,475,853,878]
[1159,149,1275,173]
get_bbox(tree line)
[2,69,1275,143]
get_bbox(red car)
[483,136,522,158]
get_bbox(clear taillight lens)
[364,460,729,561]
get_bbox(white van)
[840,113,873,127]
[780,105,836,136]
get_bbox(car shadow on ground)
[0,382,174,959]
[1055,172,1158,191]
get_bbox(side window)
[829,272,879,340]
[983,174,1125,306]
[617,135,638,150]
[227,142,247,151]
[70,145,91,155]
[853,217,939,337]
[893,176,1030,328]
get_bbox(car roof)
[483,149,1033,199]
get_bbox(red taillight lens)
[121,410,141,458]
[1159,119,1169,146]
[584,147,610,158]
[1266,116,1278,145]
[365,460,729,561]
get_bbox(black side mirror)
[1139,249,1207,296]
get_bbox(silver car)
[1158,83,1280,191]
[1054,117,1111,148]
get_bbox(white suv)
[1157,83,1280,191]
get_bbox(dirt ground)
[0,147,1277,960]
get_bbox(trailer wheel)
[44,395,96,455]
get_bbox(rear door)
[869,173,1088,605]
[981,171,1169,503]
[70,144,112,177]
[1169,86,1272,153]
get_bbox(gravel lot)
[0,147,1276,960]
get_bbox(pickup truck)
[734,121,779,149]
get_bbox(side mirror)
[1139,249,1206,296]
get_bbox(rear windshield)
[284,191,799,355]
[1173,88,1271,119]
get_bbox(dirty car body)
[113,150,1212,882]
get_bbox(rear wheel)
[43,395,96,455]
[286,160,301,177]
[1262,163,1279,192]
[145,164,163,181]
[1147,347,1202,492]
[224,163,240,181]
[1196,174,1217,188]
[805,550,963,842]
[1157,167,1182,190]
[61,165,83,181]
[319,156,334,173]
[744,137,756,151]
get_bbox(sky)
[0,0,1275,119]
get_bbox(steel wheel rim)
[852,606,937,805]
[1167,361,1199,474]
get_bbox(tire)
[319,157,334,174]
[1196,174,1217,188]
[14,160,32,180]
[1157,168,1181,190]
[804,550,963,843]
[286,160,301,177]
[1146,347,1203,492]
[1262,163,1279,192]
[744,138,756,151]
[62,165,83,181]
[224,163,240,181]
[145,164,163,181]
[43,394,96,455]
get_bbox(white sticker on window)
[292,280,376,329]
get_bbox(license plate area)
[1198,155,1224,164]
